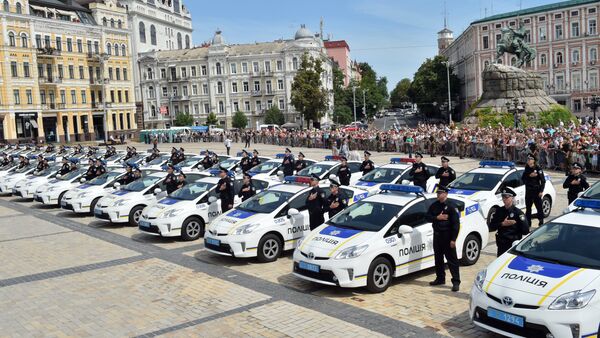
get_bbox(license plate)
[487,307,524,327]
[206,237,220,246]
[299,261,320,273]
[139,220,150,228]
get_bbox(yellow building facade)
[0,0,136,143]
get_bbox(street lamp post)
[505,97,527,129]
[442,61,452,123]
[352,86,357,123]
[585,94,600,124]
[362,89,367,121]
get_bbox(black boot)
[429,279,445,286]
[452,282,460,292]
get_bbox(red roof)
[324,40,350,51]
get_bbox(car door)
[347,162,363,184]
[232,178,243,205]
[197,188,221,222]
[504,171,525,208]
[276,191,311,248]
[426,165,440,192]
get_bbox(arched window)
[121,44,126,56]
[106,43,112,55]
[15,2,21,14]
[177,32,182,49]
[185,34,190,49]
[216,62,222,75]
[114,43,119,56]
[217,81,223,94]
[573,50,580,63]
[3,0,9,12]
[556,52,564,64]
[497,58,503,64]
[139,22,146,43]
[117,20,122,28]
[591,48,598,62]
[292,57,298,70]
[8,32,15,47]
[20,33,27,48]
[540,53,547,65]
[102,17,107,26]
[110,19,115,27]
[150,25,157,45]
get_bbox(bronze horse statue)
[496,24,536,68]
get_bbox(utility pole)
[362,89,366,121]
[446,61,452,123]
[352,86,357,123]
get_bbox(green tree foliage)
[333,105,353,125]
[390,78,412,107]
[206,112,218,125]
[355,62,389,119]
[264,106,285,125]
[174,112,194,126]
[409,55,460,117]
[536,104,578,127]
[232,111,248,129]
[290,53,329,124]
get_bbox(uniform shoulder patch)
[519,214,526,221]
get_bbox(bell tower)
[437,1,454,55]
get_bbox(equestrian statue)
[496,19,536,68]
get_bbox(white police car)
[470,198,600,338]
[33,168,87,206]
[60,169,127,214]
[292,184,488,293]
[0,160,41,193]
[563,180,600,214]
[13,162,63,198]
[204,176,368,262]
[352,158,440,195]
[448,161,556,224]
[142,153,171,170]
[93,172,203,226]
[296,156,364,185]
[247,154,316,179]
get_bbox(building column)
[56,113,65,143]
[87,112,95,141]
[67,113,75,142]
[3,113,17,142]
[36,113,45,142]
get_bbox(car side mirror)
[235,167,242,173]
[153,188,162,195]
[401,179,410,185]
[277,170,284,177]
[56,174,62,179]
[80,178,86,183]
[208,196,218,204]
[398,225,413,235]
[578,191,585,197]
[288,208,299,217]
[113,182,121,190]
[328,174,338,180]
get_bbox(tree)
[349,62,389,120]
[333,105,353,125]
[290,53,329,126]
[174,112,193,126]
[206,112,218,125]
[232,111,248,129]
[390,78,412,108]
[264,106,285,125]
[409,55,460,117]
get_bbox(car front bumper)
[61,197,94,213]
[93,205,131,223]
[138,216,183,237]
[34,191,60,205]
[291,249,368,288]
[203,232,260,258]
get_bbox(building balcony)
[251,90,261,96]
[168,76,179,82]
[37,47,61,57]
[171,95,190,101]
[38,77,62,85]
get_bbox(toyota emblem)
[308,252,315,259]
[502,296,514,307]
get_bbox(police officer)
[105,146,116,158]
[119,164,137,185]
[35,155,48,172]
[563,162,590,204]
[240,150,253,173]
[217,167,234,212]
[295,152,307,172]
[426,186,461,292]
[489,187,529,256]
[250,149,261,168]
[324,178,347,218]
[176,147,186,165]
[238,172,256,202]
[176,171,187,190]
[201,150,213,169]
[83,158,96,180]
[435,156,456,188]
[281,148,294,177]
[169,147,179,164]
[306,174,325,230]
[58,157,71,176]
[360,151,375,175]
[337,156,351,186]
[146,148,160,163]
[410,152,430,191]
[94,158,106,177]
[164,164,178,194]
[521,154,546,226]
[17,155,29,170]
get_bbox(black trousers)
[567,192,578,205]
[433,231,460,284]
[525,189,543,224]
[414,180,427,191]
[221,199,233,213]
[496,238,514,257]
[308,212,325,231]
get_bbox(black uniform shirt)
[238,182,256,201]
[360,160,375,175]
[410,162,430,184]
[435,166,456,187]
[324,192,347,217]
[217,176,234,202]
[305,186,325,212]
[489,205,529,241]
[294,160,307,172]
[563,174,590,196]
[164,173,178,194]
[521,165,546,191]
[426,200,460,241]
[338,164,351,184]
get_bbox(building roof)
[295,24,314,40]
[471,0,598,24]
[150,40,291,61]
[31,0,91,13]
[324,40,350,51]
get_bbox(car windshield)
[581,181,600,199]
[249,161,280,174]
[15,163,35,173]
[123,175,162,192]
[297,164,333,177]
[33,164,62,176]
[170,182,215,200]
[359,167,404,183]
[448,173,502,191]
[211,158,237,170]
[180,157,201,168]
[512,222,600,270]
[88,171,122,186]
[59,168,85,181]
[236,190,294,214]
[105,154,122,161]
[328,201,403,232]
[148,155,169,165]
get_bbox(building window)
[40,90,46,104]
[556,52,564,64]
[482,36,489,49]
[3,0,8,12]
[254,81,260,91]
[185,35,190,49]
[56,37,62,51]
[232,82,238,93]
[538,26,546,42]
[277,60,283,71]
[26,90,32,104]
[266,80,272,93]
[267,100,273,109]
[510,57,517,66]
[277,79,284,90]
[160,68,166,78]
[574,99,582,112]
[243,81,249,92]
[191,66,197,77]
[217,81,223,94]
[116,68,121,80]
[230,63,237,74]
[121,44,126,56]
[218,101,224,113]
[148,86,155,98]
[244,101,250,111]
[108,67,113,80]
[556,74,565,90]
[590,19,597,35]
[202,84,208,94]
[13,90,20,105]
[71,90,77,104]
[204,103,210,114]
[21,33,28,48]
[36,34,42,48]
[589,72,598,89]
[201,65,207,75]
[572,22,580,37]
[44,35,50,48]
[177,32,182,49]
[58,65,64,78]
[94,41,99,54]
[253,62,259,73]
[182,86,188,96]
[279,99,285,110]
[125,91,129,103]
[181,67,187,78]
[540,53,547,65]
[233,101,239,112]
[192,85,198,95]
[216,62,222,75]
[15,2,21,14]
[150,25,157,45]
[8,32,15,47]
[110,19,115,28]
[106,43,112,55]
[242,62,248,73]
[591,48,598,62]
[255,100,262,111]
[118,20,122,29]
[162,87,168,97]
[123,69,128,81]
[114,43,119,56]
[292,57,298,70]
[10,62,17,77]
[555,24,563,39]
[265,61,271,73]
[572,72,582,90]
[147,68,154,80]
[23,62,30,78]
[139,22,146,43]
[77,39,82,53]
[572,49,580,63]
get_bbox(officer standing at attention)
[489,187,529,256]
[435,156,456,188]
[201,151,213,169]
[324,178,347,218]
[337,156,351,186]
[250,149,261,168]
[118,164,136,185]
[176,171,187,190]
[238,173,256,202]
[305,174,325,230]
[563,162,590,204]
[93,158,106,177]
[410,152,430,191]
[521,154,546,225]
[282,148,295,177]
[360,151,375,175]
[217,167,234,212]
[164,164,178,194]
[426,186,461,292]
[240,150,253,173]
[294,152,307,172]
[58,157,71,175]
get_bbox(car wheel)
[542,196,552,218]
[366,257,393,293]
[128,205,145,227]
[57,191,66,207]
[460,234,481,266]
[487,206,498,226]
[89,197,101,215]
[181,217,204,241]
[257,234,281,263]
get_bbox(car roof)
[380,163,411,169]
[267,183,309,194]
[363,192,420,207]
[147,172,168,178]
[468,167,513,175]
[553,209,600,228]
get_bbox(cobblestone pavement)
[0,141,583,337]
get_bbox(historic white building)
[138,25,334,129]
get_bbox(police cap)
[501,187,517,197]
[441,156,450,162]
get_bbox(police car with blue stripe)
[352,158,440,195]
[60,168,127,214]
[246,154,316,179]
[448,161,556,224]
[33,167,88,206]
[292,184,488,293]
[563,180,600,214]
[470,198,600,338]
[204,176,369,262]
[295,156,364,185]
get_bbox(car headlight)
[334,244,369,259]
[160,208,183,219]
[77,192,90,198]
[474,269,487,292]
[548,290,596,310]
[48,186,58,192]
[112,199,126,207]
[233,223,260,235]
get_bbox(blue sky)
[186,0,558,91]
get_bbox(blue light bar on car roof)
[574,198,600,209]
[209,168,234,177]
[390,157,416,164]
[479,161,515,168]
[325,155,343,161]
[380,184,424,194]
[284,176,312,184]
[275,153,286,159]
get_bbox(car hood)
[208,209,267,235]
[143,198,194,218]
[353,181,381,188]
[448,188,487,200]
[1,173,28,183]
[483,254,600,306]
[99,190,144,205]
[298,224,377,259]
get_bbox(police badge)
[510,213,514,218]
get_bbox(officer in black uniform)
[94,158,106,177]
[240,150,253,173]
[175,171,187,190]
[294,152,307,172]
[521,154,546,226]
[305,174,325,230]
[164,164,178,194]
[146,148,160,163]
[83,158,96,180]
[35,155,48,172]
[105,146,117,159]
[118,164,137,185]
[359,151,375,175]
[281,148,294,177]
[176,147,186,165]
[489,187,530,256]
[238,172,256,202]
[324,178,347,218]
[435,156,456,188]
[426,186,461,291]
[563,162,590,204]
[58,157,71,175]
[17,155,29,170]
[217,167,234,212]
[410,152,430,191]
[250,149,261,168]
[201,151,213,169]
[169,147,179,164]
[337,156,351,186]
[133,167,143,180]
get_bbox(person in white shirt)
[224,136,232,156]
